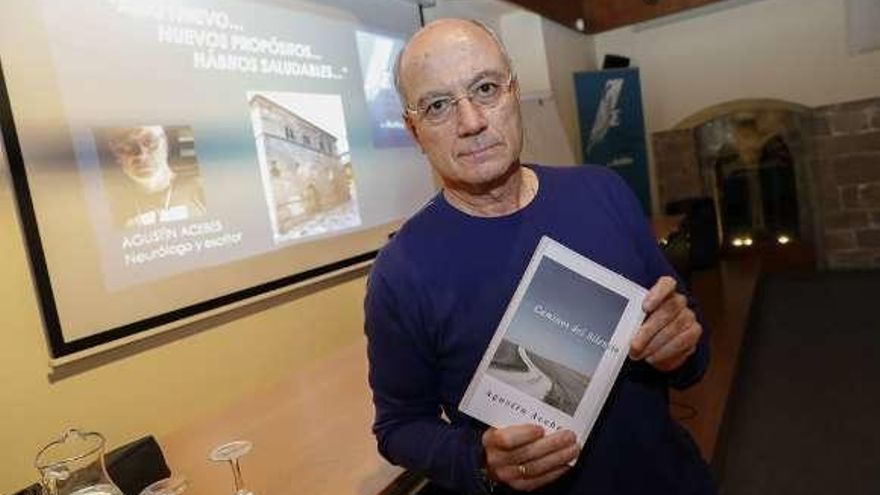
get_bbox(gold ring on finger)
[518,463,528,478]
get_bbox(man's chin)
[128,171,171,193]
[124,166,158,180]
[454,159,518,188]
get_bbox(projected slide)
[0,0,434,356]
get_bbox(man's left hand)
[629,276,702,372]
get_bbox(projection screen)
[0,0,435,359]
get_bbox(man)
[365,19,713,495]
[105,125,206,227]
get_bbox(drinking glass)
[209,440,253,495]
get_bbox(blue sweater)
[365,165,713,494]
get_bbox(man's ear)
[404,113,425,153]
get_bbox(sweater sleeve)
[364,258,487,495]
[602,169,710,390]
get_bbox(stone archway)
[673,99,811,130]
[653,98,814,250]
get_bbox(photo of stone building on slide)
[249,92,361,243]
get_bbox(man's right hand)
[481,425,579,492]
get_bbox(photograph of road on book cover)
[460,236,648,446]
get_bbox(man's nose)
[455,97,488,137]
[134,146,150,159]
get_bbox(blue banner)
[575,68,651,214]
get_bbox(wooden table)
[160,339,402,495]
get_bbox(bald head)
[388,17,524,198]
[394,19,513,107]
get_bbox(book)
[459,236,648,448]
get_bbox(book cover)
[459,236,647,447]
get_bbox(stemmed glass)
[209,440,254,495]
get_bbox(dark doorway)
[714,134,799,246]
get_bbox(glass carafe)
[34,429,124,495]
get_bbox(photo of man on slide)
[95,125,207,228]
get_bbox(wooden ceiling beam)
[504,0,727,34]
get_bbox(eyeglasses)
[405,74,515,126]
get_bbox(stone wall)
[809,98,880,269]
[652,129,705,210]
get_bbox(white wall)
[594,0,880,133]
[542,17,596,163]
[499,11,551,95]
